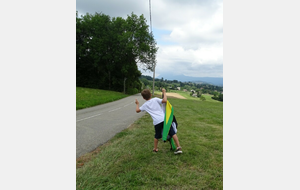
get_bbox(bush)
[197,91,201,97]
[212,96,218,100]
[127,88,139,95]
[200,96,206,101]
[218,93,223,101]
[211,93,223,102]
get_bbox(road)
[76,93,146,158]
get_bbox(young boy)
[135,88,182,154]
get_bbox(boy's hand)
[161,88,167,103]
[135,99,141,113]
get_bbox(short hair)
[141,89,151,100]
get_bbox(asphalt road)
[76,93,146,158]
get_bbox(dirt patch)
[166,93,186,99]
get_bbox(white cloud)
[155,44,223,77]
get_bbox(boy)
[135,88,182,154]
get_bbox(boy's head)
[141,89,151,100]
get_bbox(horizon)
[140,74,223,86]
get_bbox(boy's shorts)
[154,121,176,139]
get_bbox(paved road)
[76,93,146,158]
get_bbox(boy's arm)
[162,88,167,103]
[135,99,141,113]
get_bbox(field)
[169,90,219,103]
[76,88,223,189]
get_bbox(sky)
[76,0,223,79]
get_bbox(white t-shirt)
[140,97,164,125]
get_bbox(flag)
[162,100,176,150]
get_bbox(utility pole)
[124,77,127,94]
[149,0,155,96]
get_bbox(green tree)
[197,91,202,98]
[218,93,223,101]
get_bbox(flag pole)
[149,0,155,96]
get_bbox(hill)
[147,74,223,86]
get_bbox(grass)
[76,87,129,110]
[166,90,220,103]
[76,96,223,189]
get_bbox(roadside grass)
[76,87,129,110]
[76,97,223,189]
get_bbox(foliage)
[127,88,139,95]
[218,93,223,101]
[197,91,201,97]
[212,92,223,102]
[140,75,223,96]
[76,98,223,189]
[76,11,158,93]
[200,95,206,101]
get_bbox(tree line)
[140,75,223,102]
[76,11,158,94]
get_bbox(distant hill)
[154,74,223,86]
[190,77,223,86]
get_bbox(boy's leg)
[172,134,182,154]
[154,138,159,150]
[153,122,163,151]
[172,134,181,148]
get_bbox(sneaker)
[174,147,182,154]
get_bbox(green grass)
[76,87,129,110]
[169,90,220,103]
[76,97,223,189]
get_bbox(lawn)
[76,96,223,189]
[76,87,129,110]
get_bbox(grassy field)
[76,94,223,189]
[166,90,220,103]
[76,87,129,110]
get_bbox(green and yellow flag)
[162,100,176,150]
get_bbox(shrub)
[200,96,206,101]
[127,88,139,95]
[218,93,223,102]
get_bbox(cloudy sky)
[77,0,223,79]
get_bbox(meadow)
[76,88,223,189]
[167,90,219,103]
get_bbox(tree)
[197,91,202,97]
[125,13,158,72]
[218,93,223,101]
